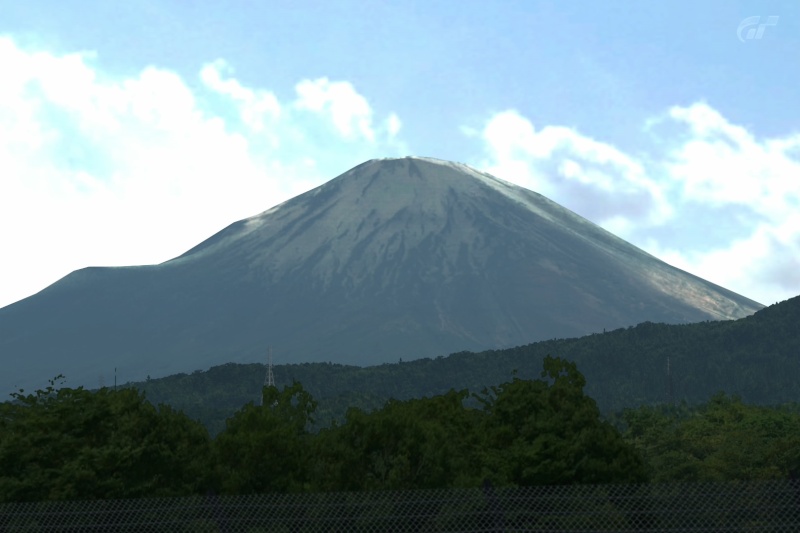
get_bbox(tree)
[213,382,317,493]
[311,389,484,491]
[312,357,645,491]
[476,356,647,486]
[0,378,212,502]
[623,393,800,481]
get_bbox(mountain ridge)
[0,156,763,393]
[130,294,800,436]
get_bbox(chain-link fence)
[1,480,799,532]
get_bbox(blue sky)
[0,0,798,309]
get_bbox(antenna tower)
[260,347,275,406]
[266,346,275,388]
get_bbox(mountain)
[0,157,763,394]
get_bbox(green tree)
[311,389,484,491]
[0,378,212,502]
[213,381,317,493]
[312,357,644,491]
[477,357,647,486]
[623,393,800,481]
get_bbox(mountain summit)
[0,157,763,393]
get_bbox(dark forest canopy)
[1,359,649,502]
[2,359,800,503]
[130,295,799,435]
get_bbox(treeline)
[133,296,800,436]
[2,358,800,503]
[616,395,800,481]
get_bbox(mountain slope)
[0,157,763,393]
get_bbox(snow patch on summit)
[408,156,558,223]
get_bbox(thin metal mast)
[260,347,275,406]
[266,346,275,388]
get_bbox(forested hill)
[131,295,800,435]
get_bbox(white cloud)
[294,77,377,142]
[200,59,281,134]
[386,113,402,139]
[471,104,800,305]
[477,109,673,226]
[653,103,800,304]
[663,103,799,217]
[0,37,404,309]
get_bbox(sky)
[0,0,798,310]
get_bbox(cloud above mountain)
[0,37,406,306]
[0,35,798,309]
[472,104,800,305]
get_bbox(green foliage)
[212,382,317,494]
[311,389,485,491]
[0,378,212,502]
[476,357,647,486]
[620,394,800,482]
[310,357,643,491]
[4,344,800,503]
